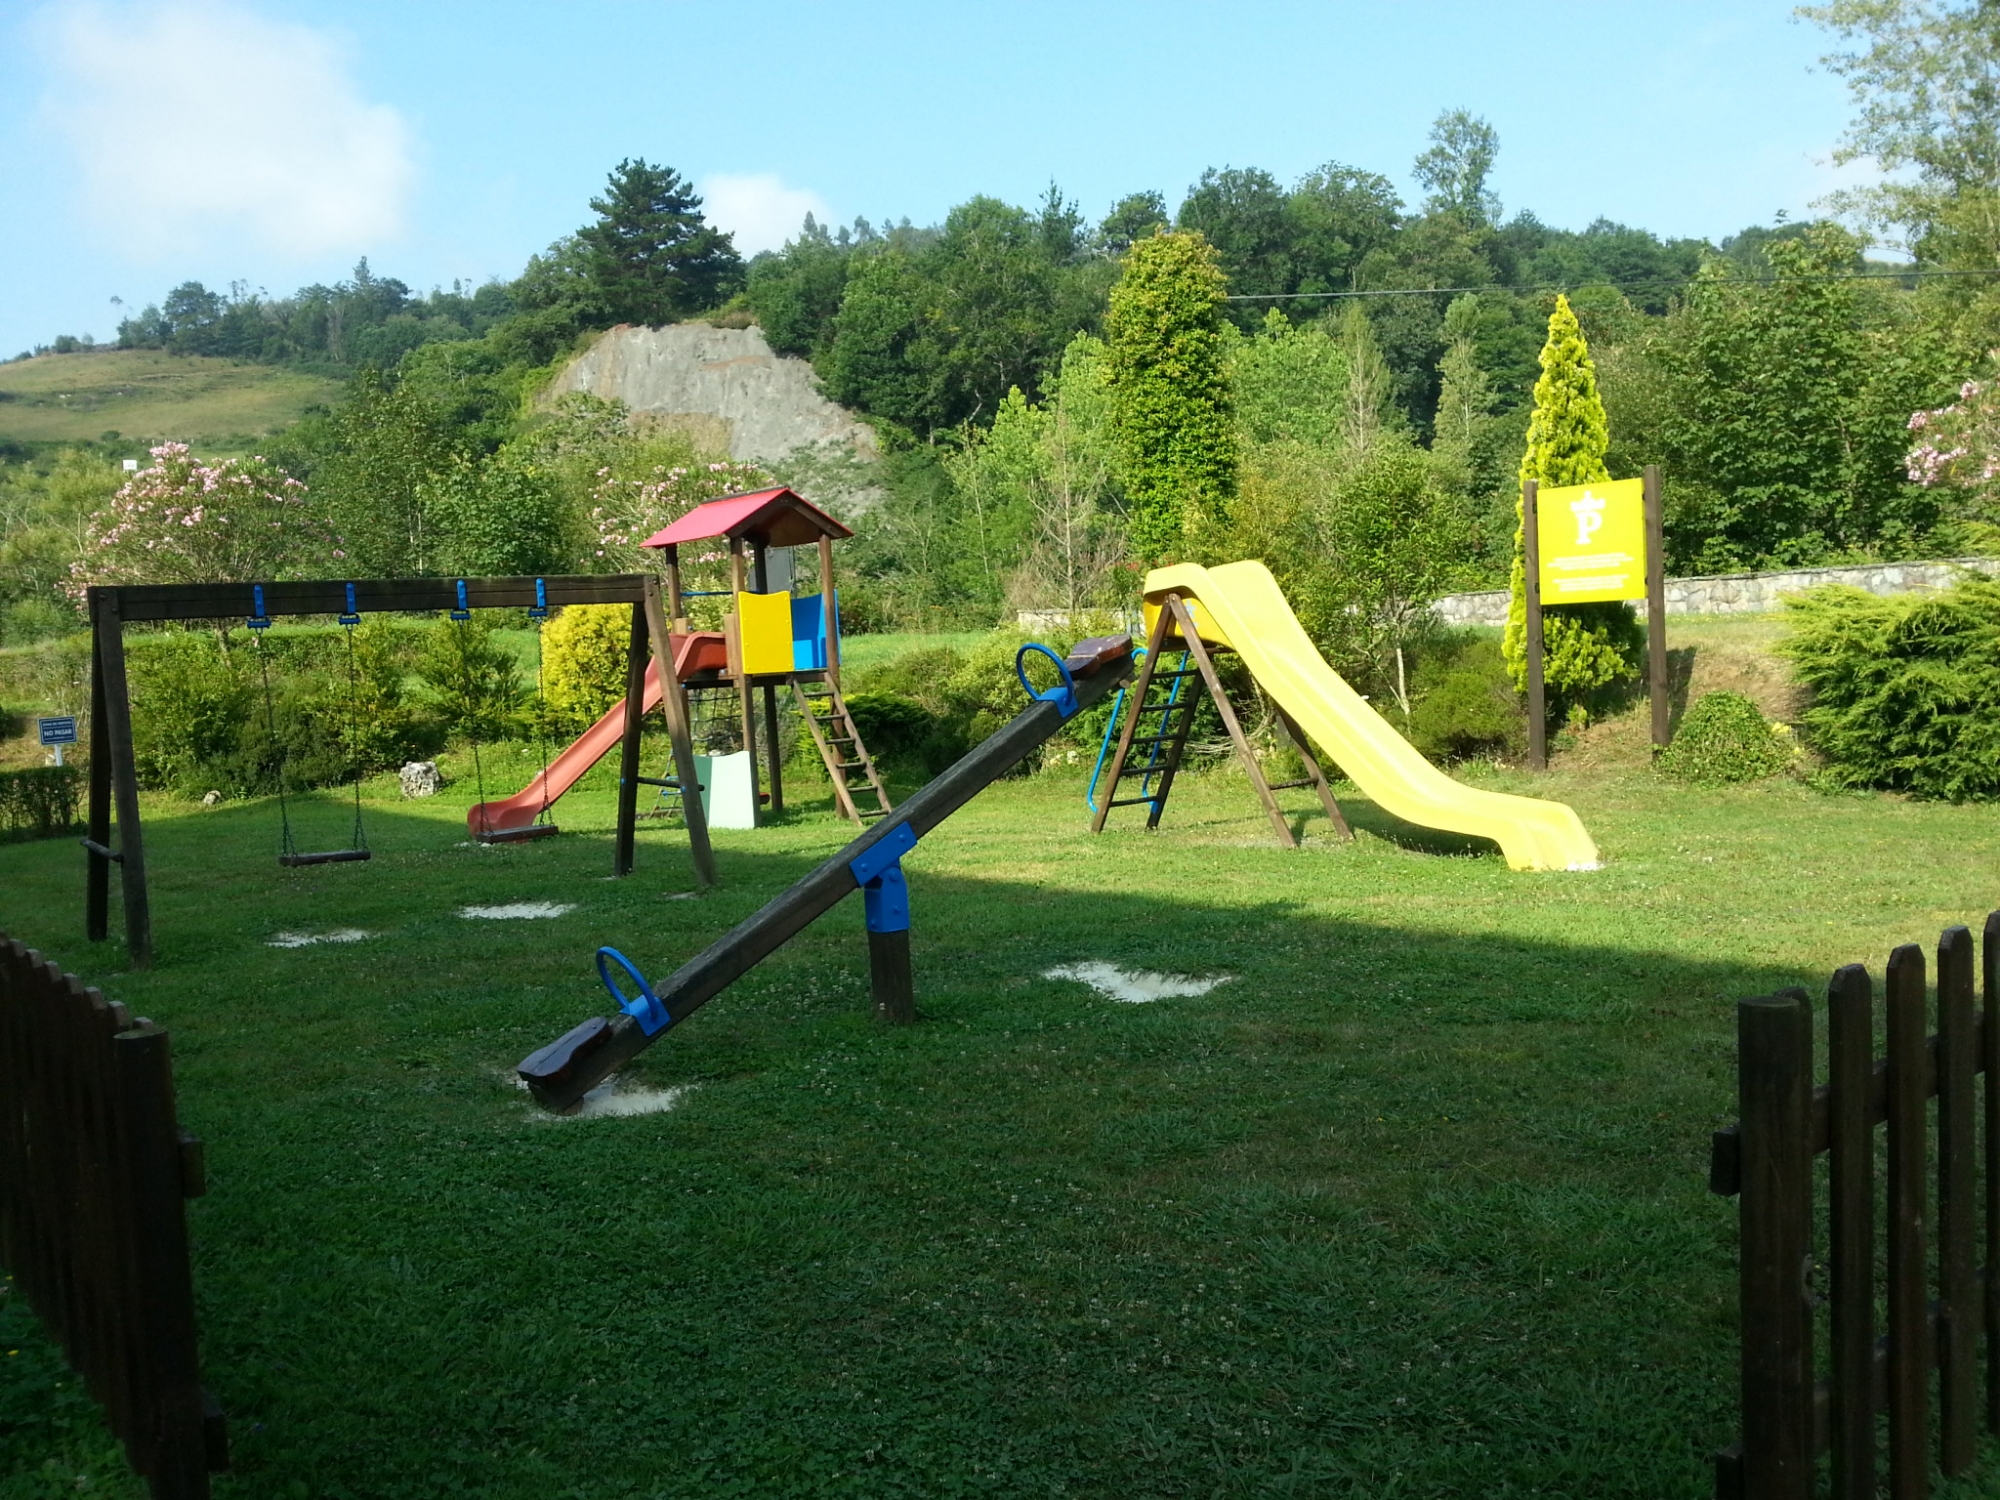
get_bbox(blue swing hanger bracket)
[849,821,917,935]
[247,583,271,631]
[528,577,549,621]
[338,582,360,627]
[450,579,471,622]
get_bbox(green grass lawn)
[0,350,342,453]
[3,741,1999,1497]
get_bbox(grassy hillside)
[0,349,342,453]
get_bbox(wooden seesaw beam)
[518,635,1135,1113]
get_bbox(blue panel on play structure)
[791,591,838,671]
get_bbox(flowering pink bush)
[67,444,338,602]
[587,459,773,575]
[1908,375,2000,497]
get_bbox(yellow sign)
[1536,478,1646,604]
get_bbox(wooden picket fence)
[1710,912,2000,1499]
[0,932,224,1499]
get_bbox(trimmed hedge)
[0,764,82,841]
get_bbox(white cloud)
[698,173,831,258]
[36,0,415,260]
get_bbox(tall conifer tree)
[1105,232,1236,561]
[1502,295,1642,709]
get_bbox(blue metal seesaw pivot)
[848,821,917,935]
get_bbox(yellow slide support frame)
[1144,561,1600,872]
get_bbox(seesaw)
[517,635,1135,1113]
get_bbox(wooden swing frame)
[82,574,715,968]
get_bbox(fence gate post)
[1738,990,1815,1500]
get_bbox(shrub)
[843,692,967,777]
[0,765,82,841]
[1779,578,2000,800]
[1405,635,1525,764]
[540,604,632,733]
[1656,690,1795,785]
[127,623,436,797]
[417,616,522,742]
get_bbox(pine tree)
[1105,231,1237,561]
[577,159,744,327]
[1501,294,1642,711]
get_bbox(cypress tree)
[1502,294,1642,711]
[1105,232,1237,561]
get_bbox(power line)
[1222,266,2000,302]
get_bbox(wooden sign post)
[1523,480,1546,771]
[1527,474,1659,770]
[1644,465,1668,750]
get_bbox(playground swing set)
[79,572,718,968]
[80,488,893,966]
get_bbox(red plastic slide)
[466,632,725,838]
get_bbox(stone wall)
[1431,557,2000,627]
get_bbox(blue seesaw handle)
[596,946,671,1036]
[1015,642,1078,720]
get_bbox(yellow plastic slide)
[1144,561,1600,872]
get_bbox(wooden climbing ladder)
[793,677,893,824]
[1091,593,1350,848]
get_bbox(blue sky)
[0,0,1877,357]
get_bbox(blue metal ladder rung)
[1086,648,1192,816]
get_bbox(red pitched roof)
[639,487,852,550]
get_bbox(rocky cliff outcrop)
[545,324,877,468]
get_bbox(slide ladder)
[1092,595,1351,847]
[793,678,893,824]
[1088,648,1200,829]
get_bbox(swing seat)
[279,849,373,868]
[473,823,560,845]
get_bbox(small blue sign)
[38,716,77,747]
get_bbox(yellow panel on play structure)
[736,590,796,675]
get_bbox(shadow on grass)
[0,789,1898,1500]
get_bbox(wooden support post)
[1985,911,2000,1437]
[1826,964,1875,1500]
[1937,925,1979,1477]
[1885,943,1929,1500]
[749,541,783,813]
[869,928,914,1025]
[729,539,757,822]
[1523,479,1546,772]
[613,605,646,878]
[1644,464,1668,750]
[1737,989,1814,1500]
[1171,597,1297,849]
[642,577,716,888]
[86,609,111,942]
[95,591,151,967]
[818,534,840,688]
[1272,702,1352,841]
[664,545,686,631]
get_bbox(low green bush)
[1404,635,1525,764]
[0,764,82,841]
[1780,578,2000,801]
[1656,690,1795,785]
